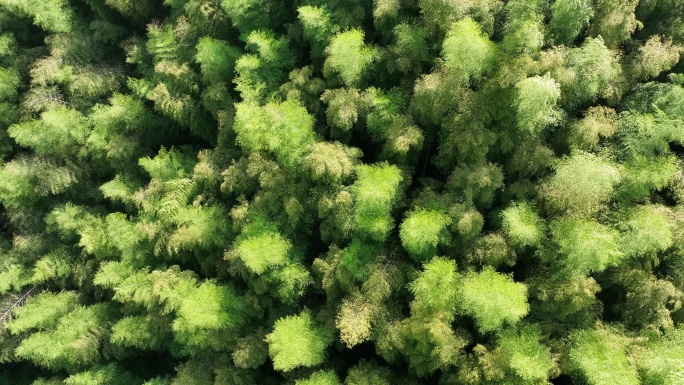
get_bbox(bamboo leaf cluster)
[1,0,684,384]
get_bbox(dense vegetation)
[1,0,684,384]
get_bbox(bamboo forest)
[1,0,684,384]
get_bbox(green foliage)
[266,311,333,371]
[15,303,114,370]
[195,37,241,85]
[296,370,341,385]
[0,33,16,58]
[388,23,431,77]
[410,69,462,128]
[400,209,451,261]
[0,157,77,208]
[339,239,377,281]
[102,0,156,24]
[323,29,378,87]
[617,155,678,202]
[173,281,244,348]
[567,106,617,151]
[0,265,34,295]
[229,217,291,274]
[501,0,544,55]
[409,257,459,316]
[139,147,195,182]
[305,142,362,183]
[167,205,231,253]
[7,291,79,334]
[636,327,684,384]
[364,87,424,163]
[514,75,562,135]
[459,267,529,332]
[616,205,673,258]
[298,6,339,58]
[232,331,268,369]
[64,363,139,385]
[627,35,682,81]
[549,0,594,45]
[320,88,367,135]
[468,233,515,268]
[220,0,284,36]
[203,31,285,104]
[233,100,316,168]
[336,294,374,347]
[393,316,468,376]
[418,0,499,35]
[110,316,162,349]
[496,325,555,383]
[550,217,624,275]
[1,0,684,384]
[530,275,601,323]
[9,107,90,158]
[0,67,20,100]
[589,0,640,49]
[568,327,640,385]
[351,163,403,241]
[566,37,623,106]
[442,18,497,82]
[622,276,681,330]
[445,163,503,210]
[269,262,312,302]
[470,325,556,384]
[345,362,393,385]
[0,0,74,32]
[32,248,73,282]
[542,152,621,216]
[616,111,684,157]
[501,202,545,248]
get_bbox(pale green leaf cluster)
[636,327,684,384]
[617,205,673,258]
[230,218,291,275]
[501,202,545,248]
[442,17,497,81]
[173,281,244,347]
[323,29,378,87]
[566,37,623,106]
[296,370,341,385]
[550,217,624,275]
[0,0,73,32]
[8,107,89,158]
[568,327,640,385]
[515,75,562,135]
[400,209,451,261]
[15,303,113,370]
[409,257,459,316]
[233,100,316,168]
[459,268,529,332]
[501,0,545,55]
[110,316,161,349]
[266,311,333,371]
[195,37,241,85]
[7,291,79,334]
[305,142,362,183]
[1,0,684,383]
[542,152,621,216]
[351,163,403,241]
[64,363,138,385]
[549,0,593,45]
[497,325,554,383]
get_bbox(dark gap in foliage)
[596,283,627,322]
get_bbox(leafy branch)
[0,284,42,330]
